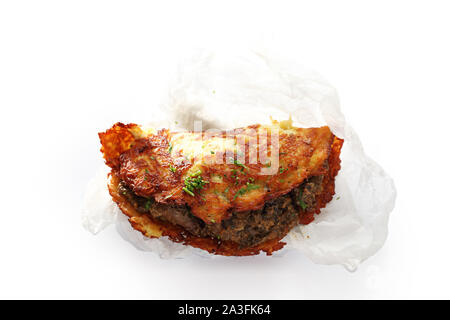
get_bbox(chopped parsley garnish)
[164,191,176,200]
[279,167,288,174]
[144,199,153,211]
[168,142,173,153]
[233,159,249,171]
[182,171,209,196]
[297,190,308,210]
[190,170,202,177]
[233,182,261,200]
[182,187,195,197]
[169,166,177,173]
[299,201,307,210]
[210,151,215,154]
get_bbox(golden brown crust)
[98,123,142,170]
[106,136,344,256]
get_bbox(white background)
[1,0,449,299]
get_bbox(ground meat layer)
[117,174,324,248]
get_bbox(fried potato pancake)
[99,120,343,255]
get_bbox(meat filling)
[117,175,324,248]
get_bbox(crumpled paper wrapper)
[82,49,396,271]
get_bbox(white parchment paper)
[82,49,396,271]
